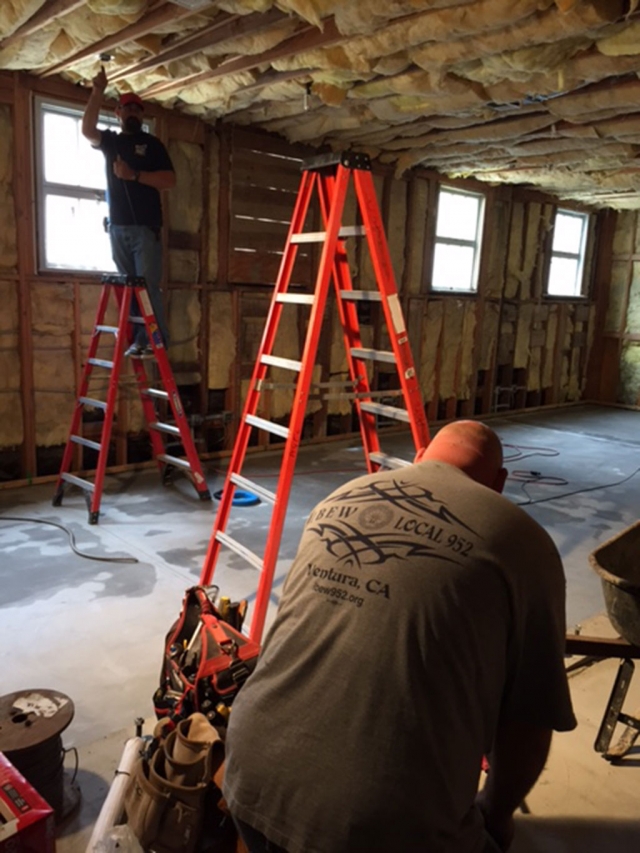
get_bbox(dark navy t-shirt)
[98,129,174,228]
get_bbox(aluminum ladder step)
[95,325,119,334]
[78,396,108,410]
[215,531,263,572]
[369,451,411,469]
[276,293,315,305]
[88,357,114,369]
[245,414,290,440]
[261,354,302,372]
[290,225,365,244]
[61,472,95,493]
[350,347,397,365]
[230,473,276,505]
[150,421,181,436]
[157,453,192,471]
[360,402,410,423]
[143,388,169,400]
[70,435,102,452]
[339,290,382,302]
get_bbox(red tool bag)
[153,585,260,727]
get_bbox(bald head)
[416,421,507,493]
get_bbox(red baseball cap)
[118,92,143,109]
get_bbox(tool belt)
[124,713,236,853]
[153,586,260,728]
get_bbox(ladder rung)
[143,388,169,400]
[78,396,108,410]
[157,453,192,471]
[88,358,114,369]
[95,325,119,334]
[276,293,315,305]
[351,347,397,364]
[71,435,102,452]
[340,290,382,302]
[290,225,365,243]
[150,422,181,436]
[245,414,290,440]
[128,317,146,324]
[324,388,402,401]
[215,531,263,572]
[369,452,411,469]
[261,354,302,372]
[230,473,276,505]
[360,402,410,423]
[61,472,95,493]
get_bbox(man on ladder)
[82,66,175,357]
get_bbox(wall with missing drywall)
[604,210,640,406]
[0,69,609,485]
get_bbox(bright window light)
[432,186,485,293]
[35,98,118,273]
[547,209,589,297]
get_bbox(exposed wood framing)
[0,67,610,484]
[13,75,36,479]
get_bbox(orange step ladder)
[53,274,211,524]
[199,152,430,643]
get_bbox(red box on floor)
[0,752,55,852]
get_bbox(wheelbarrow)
[586,521,640,759]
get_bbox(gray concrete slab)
[1,403,640,851]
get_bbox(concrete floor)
[1,402,640,851]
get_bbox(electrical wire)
[502,442,560,463]
[0,515,139,564]
[513,466,640,507]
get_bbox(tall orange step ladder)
[53,273,211,524]
[199,151,430,643]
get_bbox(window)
[547,209,589,297]
[431,186,485,293]
[35,98,119,273]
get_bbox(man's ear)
[492,467,508,494]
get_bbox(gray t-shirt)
[223,461,576,853]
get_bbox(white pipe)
[85,736,145,853]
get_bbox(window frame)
[545,207,590,299]
[430,184,486,294]
[34,96,153,275]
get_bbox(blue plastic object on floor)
[213,488,260,506]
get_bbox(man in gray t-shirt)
[223,421,576,853]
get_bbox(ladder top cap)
[101,273,147,287]
[302,151,371,172]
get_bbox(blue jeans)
[234,818,503,853]
[109,225,168,348]
[234,819,288,853]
